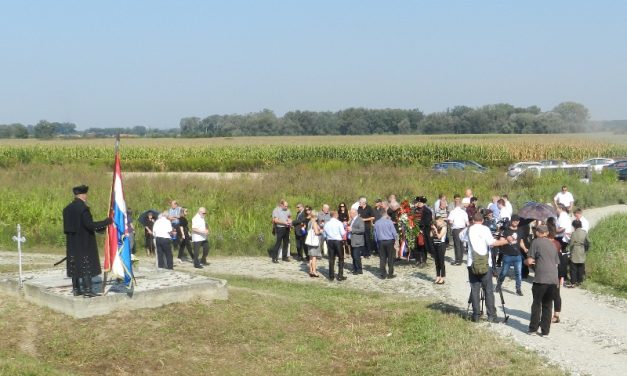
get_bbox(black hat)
[415,196,428,204]
[72,185,89,195]
[511,214,521,221]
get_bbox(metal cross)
[12,224,26,288]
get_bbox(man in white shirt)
[191,207,209,268]
[497,199,512,222]
[573,208,590,232]
[447,194,469,265]
[460,213,508,322]
[323,211,347,281]
[461,188,473,208]
[153,211,174,269]
[555,204,573,248]
[554,185,575,212]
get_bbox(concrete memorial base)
[0,266,228,319]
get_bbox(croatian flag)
[104,146,133,286]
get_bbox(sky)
[1,1,626,129]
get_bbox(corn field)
[1,137,625,171]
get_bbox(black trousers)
[295,235,306,259]
[364,226,375,254]
[433,241,446,277]
[530,283,556,335]
[468,267,496,321]
[452,228,465,264]
[177,238,193,259]
[570,262,585,284]
[378,239,395,276]
[351,245,363,273]
[272,226,290,260]
[327,240,344,278]
[193,240,209,265]
[156,237,173,269]
[553,283,562,312]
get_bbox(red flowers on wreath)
[398,199,420,249]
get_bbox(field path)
[1,205,626,375]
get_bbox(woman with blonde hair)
[431,216,448,284]
[306,208,323,277]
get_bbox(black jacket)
[63,198,109,277]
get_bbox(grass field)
[0,275,564,376]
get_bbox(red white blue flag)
[104,143,133,286]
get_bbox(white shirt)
[191,213,208,242]
[554,191,575,208]
[447,207,469,230]
[351,201,360,211]
[578,216,590,232]
[153,217,173,239]
[323,217,346,241]
[460,224,496,267]
[556,211,572,242]
[499,205,512,221]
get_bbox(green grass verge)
[586,213,627,297]
[0,275,563,376]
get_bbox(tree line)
[0,101,606,139]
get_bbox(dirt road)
[1,205,626,375]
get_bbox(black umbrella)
[518,202,557,222]
[138,209,160,226]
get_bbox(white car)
[581,158,616,172]
[507,161,543,177]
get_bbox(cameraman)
[495,215,528,296]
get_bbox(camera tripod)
[466,284,510,323]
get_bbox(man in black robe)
[63,185,111,297]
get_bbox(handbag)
[305,230,320,247]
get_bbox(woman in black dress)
[177,208,195,262]
[144,212,156,256]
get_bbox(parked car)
[618,167,627,181]
[604,160,627,171]
[581,158,616,172]
[507,161,542,177]
[432,162,466,173]
[446,160,488,172]
[539,159,567,167]
[514,164,592,183]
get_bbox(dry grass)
[0,275,564,376]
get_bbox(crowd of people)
[142,200,211,270]
[270,184,590,335]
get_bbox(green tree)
[33,120,56,139]
[552,102,590,132]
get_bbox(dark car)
[447,160,488,172]
[617,167,627,181]
[605,160,627,171]
[432,162,466,172]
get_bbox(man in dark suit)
[348,208,365,274]
[292,203,308,261]
[63,185,111,298]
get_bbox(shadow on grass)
[426,300,532,333]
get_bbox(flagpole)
[101,135,120,294]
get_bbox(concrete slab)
[0,266,228,319]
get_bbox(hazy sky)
[1,1,626,128]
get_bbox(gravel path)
[1,205,626,375]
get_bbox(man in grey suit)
[348,208,365,275]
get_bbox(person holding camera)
[461,212,508,322]
[495,214,528,296]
